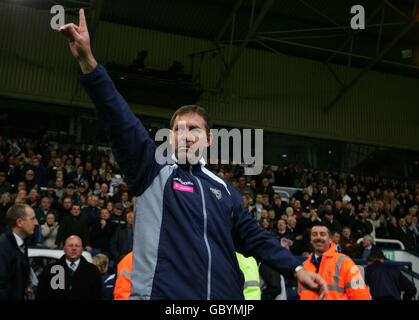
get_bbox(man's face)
[89,196,98,207]
[170,112,212,164]
[310,226,332,254]
[256,195,263,204]
[63,198,72,209]
[25,170,34,181]
[332,232,340,244]
[100,209,110,220]
[277,220,286,230]
[41,198,51,210]
[126,213,134,226]
[18,207,38,238]
[64,236,83,261]
[363,236,372,247]
[239,177,246,186]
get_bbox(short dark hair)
[367,250,385,263]
[170,105,212,135]
[310,221,332,236]
[6,204,30,228]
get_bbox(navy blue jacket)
[0,228,30,300]
[80,64,301,300]
[365,261,417,300]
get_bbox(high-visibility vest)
[115,252,262,300]
[236,252,261,300]
[114,252,132,300]
[298,243,371,300]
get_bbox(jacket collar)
[171,153,206,166]
[310,242,337,260]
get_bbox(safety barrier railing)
[356,237,405,250]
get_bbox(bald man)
[36,235,101,300]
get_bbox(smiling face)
[170,111,212,165]
[310,225,332,256]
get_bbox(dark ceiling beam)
[323,16,419,112]
[214,0,245,45]
[215,0,274,91]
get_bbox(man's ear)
[206,131,213,148]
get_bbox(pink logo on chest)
[173,182,194,193]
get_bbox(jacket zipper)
[190,165,212,300]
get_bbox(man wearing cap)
[108,202,126,235]
[322,209,342,234]
[62,183,81,206]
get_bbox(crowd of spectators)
[1,134,418,270]
[0,135,133,264]
[208,162,419,257]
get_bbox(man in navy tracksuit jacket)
[59,9,327,300]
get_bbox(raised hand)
[57,8,97,74]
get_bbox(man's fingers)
[79,8,87,31]
[57,23,80,41]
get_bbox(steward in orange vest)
[114,252,132,300]
[298,223,371,300]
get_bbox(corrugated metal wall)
[1,2,418,151]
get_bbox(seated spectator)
[267,209,278,226]
[340,226,361,259]
[365,250,417,300]
[54,204,92,251]
[90,208,113,257]
[0,172,11,196]
[0,192,12,234]
[367,211,380,239]
[395,217,416,251]
[272,196,287,218]
[388,216,399,239]
[120,191,132,210]
[293,200,303,219]
[40,213,59,248]
[351,209,373,240]
[259,217,272,234]
[110,211,134,263]
[57,196,73,223]
[26,188,40,209]
[108,202,126,235]
[92,253,115,300]
[24,169,38,193]
[81,194,101,228]
[332,231,343,253]
[272,219,291,243]
[262,194,272,210]
[54,177,65,201]
[62,183,81,206]
[356,235,382,260]
[236,176,252,196]
[322,210,342,234]
[251,194,264,221]
[256,178,275,202]
[35,196,58,225]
